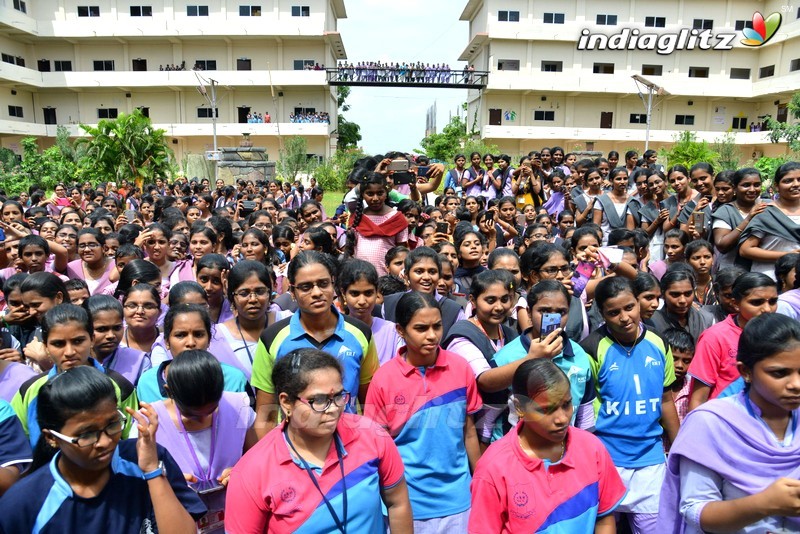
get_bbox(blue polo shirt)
[0,440,206,534]
[492,330,595,440]
[252,308,378,412]
[0,400,31,471]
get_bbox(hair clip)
[290,352,302,375]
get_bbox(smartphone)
[388,159,409,172]
[540,313,561,340]
[516,213,527,226]
[571,261,595,297]
[693,211,705,229]
[703,194,713,202]
[417,165,430,177]
[436,222,449,234]
[190,481,225,495]
[124,209,138,222]
[393,172,414,185]
[0,228,5,242]
[658,200,667,211]
[485,213,494,225]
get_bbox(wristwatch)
[142,460,166,480]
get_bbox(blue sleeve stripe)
[598,490,628,517]
[536,481,600,531]
[0,400,16,422]
[33,458,74,534]
[110,447,144,478]
[417,387,468,413]
[319,458,379,507]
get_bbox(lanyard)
[235,317,255,365]
[176,405,218,483]
[469,317,504,352]
[284,428,347,534]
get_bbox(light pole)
[632,74,670,152]
[197,75,220,180]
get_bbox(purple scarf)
[543,191,564,217]
[780,289,800,317]
[102,346,150,386]
[66,259,116,295]
[659,392,800,533]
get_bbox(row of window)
[74,4,310,17]
[490,109,747,129]
[495,59,792,80]
[32,58,321,72]
[12,0,26,13]
[1,53,25,67]
[497,11,759,30]
[5,106,315,122]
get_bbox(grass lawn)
[321,190,345,218]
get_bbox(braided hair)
[343,168,389,258]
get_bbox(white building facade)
[0,0,346,162]
[459,0,800,159]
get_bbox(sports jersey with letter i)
[580,325,675,468]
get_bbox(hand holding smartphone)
[539,313,561,341]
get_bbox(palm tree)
[77,109,175,186]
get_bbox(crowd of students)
[334,61,477,84]
[0,147,798,533]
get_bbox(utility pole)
[632,74,670,152]
[209,78,218,180]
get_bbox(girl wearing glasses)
[10,304,138,448]
[152,350,256,534]
[219,261,288,379]
[0,366,205,533]
[252,251,379,438]
[227,348,413,533]
[85,295,151,386]
[366,292,481,530]
[65,228,115,296]
[120,282,162,354]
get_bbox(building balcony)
[0,65,330,89]
[480,124,772,145]
[0,119,332,139]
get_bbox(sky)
[337,0,469,154]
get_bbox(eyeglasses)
[539,265,573,276]
[78,242,101,249]
[234,287,270,299]
[123,302,160,312]
[57,233,77,239]
[297,391,351,413]
[48,411,126,447]
[291,279,333,293]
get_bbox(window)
[688,66,709,78]
[129,5,152,16]
[593,62,614,74]
[294,106,315,115]
[543,12,565,24]
[8,106,23,118]
[93,60,115,71]
[239,5,261,16]
[498,10,520,22]
[732,117,748,130]
[630,113,647,124]
[759,65,775,78]
[291,5,310,16]
[15,56,24,67]
[734,19,753,30]
[293,59,315,70]
[534,110,555,121]
[43,108,57,125]
[792,59,800,72]
[236,58,252,70]
[675,114,695,125]
[197,107,218,118]
[644,16,666,27]
[13,0,26,13]
[54,60,72,71]
[97,108,118,119]
[642,64,663,76]
[78,6,100,16]
[195,59,216,70]
[137,106,150,118]
[497,59,520,71]
[692,19,713,30]
[132,58,147,71]
[187,5,209,16]
[38,59,51,72]
[541,61,563,72]
[1,53,14,64]
[596,14,617,25]
[730,67,751,79]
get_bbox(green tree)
[277,136,313,182]
[419,115,467,161]
[767,92,800,152]
[76,108,174,186]
[712,132,743,171]
[658,131,721,170]
[313,147,366,191]
[336,86,362,150]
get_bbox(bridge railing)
[326,68,488,89]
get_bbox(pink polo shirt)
[469,424,626,533]
[224,412,404,533]
[688,314,742,399]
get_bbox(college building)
[0,0,346,163]
[459,0,800,160]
